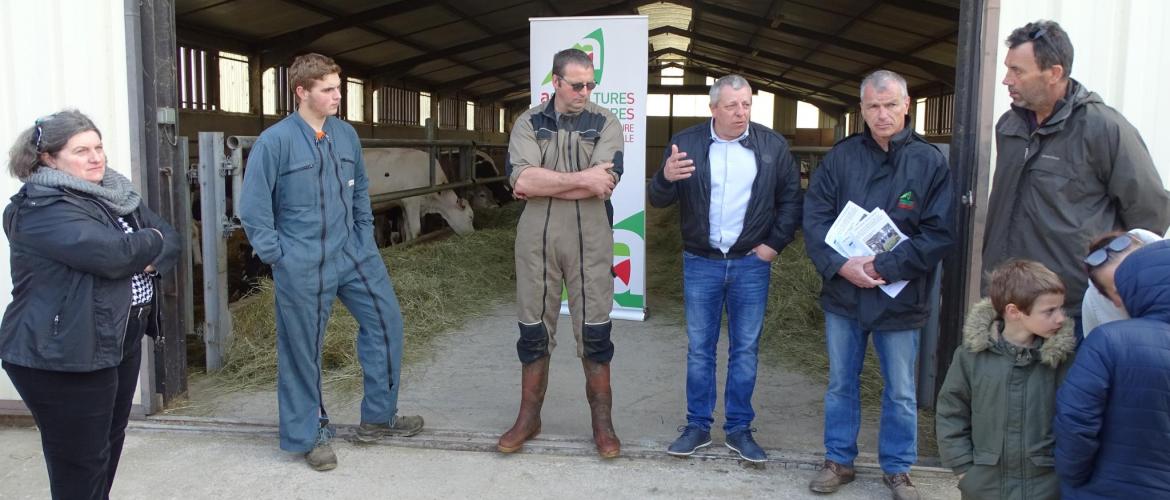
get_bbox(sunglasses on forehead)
[1083,235,1135,268]
[557,75,597,92]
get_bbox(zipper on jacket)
[325,136,354,238]
[52,315,60,336]
[118,301,132,355]
[72,190,137,356]
[314,138,328,353]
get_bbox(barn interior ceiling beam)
[369,1,637,85]
[652,69,847,115]
[437,61,529,93]
[735,0,785,67]
[270,0,521,91]
[694,0,955,81]
[819,28,959,93]
[439,1,529,58]
[655,47,857,104]
[779,0,882,82]
[880,0,960,20]
[369,27,528,86]
[649,25,860,83]
[485,47,846,115]
[176,25,448,96]
[177,0,237,18]
[259,0,434,68]
[177,24,254,55]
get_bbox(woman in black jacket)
[0,110,179,499]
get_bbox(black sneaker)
[725,428,767,463]
[355,414,425,443]
[667,424,712,456]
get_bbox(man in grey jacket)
[982,20,1170,339]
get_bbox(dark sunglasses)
[1083,235,1134,267]
[1029,26,1048,41]
[557,75,597,92]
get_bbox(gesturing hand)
[663,144,695,182]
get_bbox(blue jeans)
[682,250,772,433]
[823,311,919,473]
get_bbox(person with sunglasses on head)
[1080,228,1167,335]
[0,110,180,499]
[1055,239,1170,497]
[649,74,802,464]
[499,48,624,458]
[982,20,1170,342]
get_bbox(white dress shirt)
[707,122,757,254]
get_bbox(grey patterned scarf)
[25,166,142,215]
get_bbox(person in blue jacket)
[1055,239,1170,497]
[239,53,423,471]
[803,70,955,500]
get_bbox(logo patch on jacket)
[897,191,915,210]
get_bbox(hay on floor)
[208,203,521,393]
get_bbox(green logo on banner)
[542,28,605,86]
[558,210,645,309]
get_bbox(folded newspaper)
[824,201,909,298]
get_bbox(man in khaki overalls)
[497,48,625,458]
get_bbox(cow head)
[465,185,499,210]
[426,188,475,235]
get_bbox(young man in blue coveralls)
[240,53,424,471]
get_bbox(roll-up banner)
[530,16,648,321]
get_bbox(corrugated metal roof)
[176,0,959,110]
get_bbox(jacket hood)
[961,298,1077,367]
[11,182,70,204]
[1067,79,1102,107]
[1117,240,1170,323]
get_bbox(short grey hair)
[860,70,908,101]
[709,75,752,106]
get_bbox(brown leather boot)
[497,355,550,453]
[583,359,621,458]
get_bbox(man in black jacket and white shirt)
[648,74,802,463]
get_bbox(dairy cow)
[362,148,475,242]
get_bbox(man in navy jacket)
[649,74,802,463]
[803,70,954,500]
[1056,240,1170,497]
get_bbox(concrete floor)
[171,302,897,463]
[0,426,960,499]
[4,302,962,498]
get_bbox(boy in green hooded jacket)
[936,260,1077,499]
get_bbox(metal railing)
[195,131,508,372]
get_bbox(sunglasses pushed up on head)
[1083,235,1135,268]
